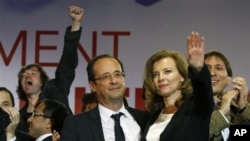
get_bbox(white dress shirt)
[99,104,141,141]
[7,136,16,141]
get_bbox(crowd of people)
[1,5,250,141]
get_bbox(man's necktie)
[111,112,125,141]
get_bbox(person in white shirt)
[60,54,148,141]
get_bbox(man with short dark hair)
[27,99,70,141]
[61,54,148,141]
[205,51,250,141]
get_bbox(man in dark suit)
[27,99,70,141]
[60,54,148,141]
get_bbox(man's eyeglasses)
[31,111,51,118]
[93,72,125,82]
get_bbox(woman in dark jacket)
[141,32,214,141]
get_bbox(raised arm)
[69,6,84,31]
[186,31,214,119]
[187,31,205,73]
[43,6,84,114]
[53,5,84,93]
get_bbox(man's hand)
[52,130,60,141]
[219,89,239,116]
[68,6,84,31]
[2,107,20,140]
[232,76,248,110]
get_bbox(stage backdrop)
[1,0,250,114]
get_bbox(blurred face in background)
[205,56,231,95]
[84,102,97,112]
[0,91,13,108]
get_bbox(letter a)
[234,129,241,136]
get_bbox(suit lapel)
[89,107,105,141]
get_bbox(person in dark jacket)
[15,5,84,141]
[141,32,214,141]
[60,54,148,141]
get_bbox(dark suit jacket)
[60,106,148,141]
[0,132,6,141]
[141,65,214,141]
[16,26,82,141]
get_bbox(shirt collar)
[36,133,52,141]
[99,104,133,122]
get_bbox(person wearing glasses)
[60,54,148,141]
[27,99,70,141]
[0,87,20,141]
[15,5,83,141]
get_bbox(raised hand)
[187,31,205,72]
[68,6,84,31]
